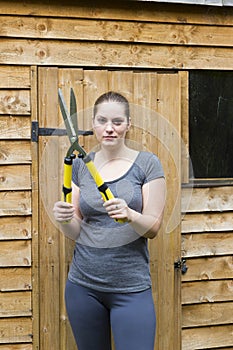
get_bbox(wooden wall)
[0,0,233,349]
[0,66,34,350]
[181,186,233,349]
[0,0,233,69]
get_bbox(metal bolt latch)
[174,258,188,274]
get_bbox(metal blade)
[58,88,77,144]
[70,88,78,133]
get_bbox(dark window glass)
[189,71,233,178]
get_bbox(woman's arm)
[53,182,82,241]
[103,177,166,239]
[128,177,166,238]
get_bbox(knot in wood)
[37,23,47,33]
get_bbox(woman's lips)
[103,136,116,140]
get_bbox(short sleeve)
[144,153,164,184]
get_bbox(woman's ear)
[127,117,131,131]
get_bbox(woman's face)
[93,101,130,148]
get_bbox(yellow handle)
[83,155,124,224]
[62,157,73,203]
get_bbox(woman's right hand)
[53,201,75,223]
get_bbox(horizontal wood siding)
[181,186,233,349]
[0,66,32,347]
[0,1,233,69]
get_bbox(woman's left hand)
[103,198,131,221]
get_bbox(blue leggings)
[65,280,156,350]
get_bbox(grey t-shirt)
[68,151,164,293]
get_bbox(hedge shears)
[58,88,124,223]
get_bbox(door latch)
[31,121,93,142]
[174,258,188,274]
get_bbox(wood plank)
[0,345,32,350]
[182,280,233,304]
[1,39,233,70]
[0,66,30,88]
[0,141,31,164]
[182,301,233,327]
[0,90,30,115]
[156,73,181,349]
[0,0,232,26]
[0,116,31,139]
[182,186,233,212]
[83,70,108,151]
[182,256,233,282]
[0,216,31,240]
[0,191,31,217]
[182,232,233,257]
[38,67,60,350]
[58,69,84,350]
[179,71,189,183]
[30,65,39,350]
[131,72,154,152]
[1,16,233,47]
[182,212,233,233]
[0,241,31,267]
[0,165,31,191]
[182,325,233,350]
[0,317,32,344]
[0,291,31,317]
[0,268,31,292]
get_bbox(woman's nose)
[105,121,114,131]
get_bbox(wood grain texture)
[182,280,233,304]
[0,345,32,350]
[0,191,31,217]
[182,301,233,327]
[0,318,32,344]
[1,39,233,69]
[182,256,233,281]
[182,325,233,350]
[0,141,31,165]
[0,241,31,267]
[0,291,31,317]
[0,165,31,191]
[0,268,31,292]
[1,16,233,47]
[182,186,233,212]
[0,0,232,26]
[182,232,233,257]
[0,116,31,139]
[0,90,30,115]
[0,216,31,240]
[0,66,30,88]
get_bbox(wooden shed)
[0,0,233,349]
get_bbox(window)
[189,71,233,179]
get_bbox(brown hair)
[93,91,130,123]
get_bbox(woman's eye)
[95,117,126,126]
[97,117,107,124]
[112,119,124,125]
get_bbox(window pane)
[189,71,233,178]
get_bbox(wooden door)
[38,67,182,350]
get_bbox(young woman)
[53,91,166,350]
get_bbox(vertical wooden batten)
[31,66,40,350]
[38,67,60,350]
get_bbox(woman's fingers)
[53,201,75,222]
[103,198,128,219]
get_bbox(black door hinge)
[31,121,93,142]
[174,258,188,275]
